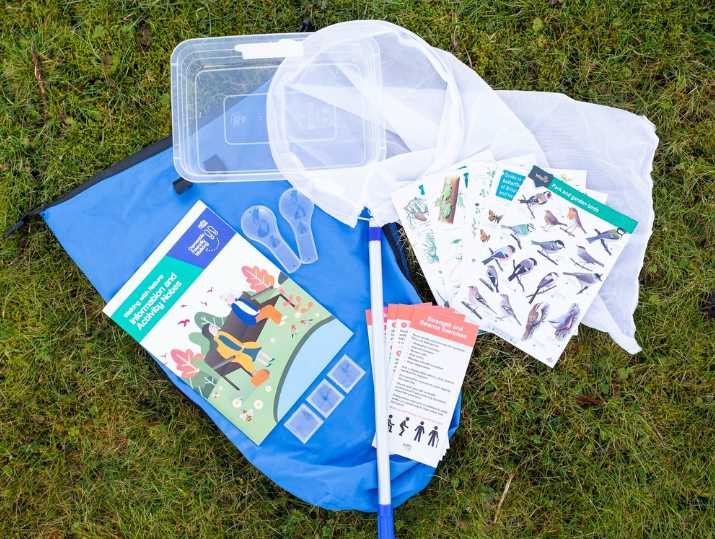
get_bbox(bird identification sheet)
[455,165,638,367]
[380,306,478,467]
[461,158,592,305]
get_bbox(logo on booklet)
[189,220,220,257]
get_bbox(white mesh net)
[267,20,542,227]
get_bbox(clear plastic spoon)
[279,188,318,264]
[240,205,301,273]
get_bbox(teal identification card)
[494,165,637,233]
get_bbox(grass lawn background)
[0,1,712,537]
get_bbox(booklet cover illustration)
[103,201,353,444]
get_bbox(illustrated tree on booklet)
[169,348,218,398]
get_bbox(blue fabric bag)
[23,138,460,512]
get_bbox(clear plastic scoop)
[240,205,301,273]
[279,188,318,264]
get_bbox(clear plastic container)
[170,34,384,183]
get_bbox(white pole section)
[368,223,394,539]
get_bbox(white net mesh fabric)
[498,90,658,353]
[267,20,542,227]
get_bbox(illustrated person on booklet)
[414,421,425,442]
[222,293,282,326]
[428,426,439,447]
[204,323,270,386]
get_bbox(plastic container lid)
[170,33,384,182]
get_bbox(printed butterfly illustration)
[488,209,503,223]
[480,229,490,242]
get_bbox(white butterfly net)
[266,20,657,355]
[267,20,543,227]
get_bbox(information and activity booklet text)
[104,201,353,444]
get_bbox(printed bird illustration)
[531,239,565,252]
[523,302,549,340]
[587,227,625,256]
[549,303,580,339]
[481,245,516,271]
[404,197,429,224]
[480,229,490,242]
[570,245,605,270]
[531,239,565,265]
[498,294,521,325]
[488,209,503,223]
[519,191,552,217]
[487,265,499,293]
[565,207,586,236]
[460,301,482,320]
[527,272,559,304]
[479,278,494,292]
[500,223,535,249]
[508,257,537,291]
[177,319,190,327]
[467,285,497,315]
[206,287,215,293]
[543,210,567,230]
[564,271,602,294]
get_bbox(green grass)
[1,0,713,536]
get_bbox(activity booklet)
[103,201,352,444]
[455,165,637,366]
